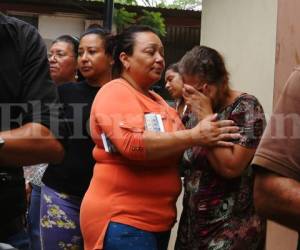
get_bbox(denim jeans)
[27,184,42,250]
[104,222,170,250]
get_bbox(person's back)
[0,13,64,249]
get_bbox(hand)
[25,182,32,205]
[183,84,213,119]
[191,114,241,147]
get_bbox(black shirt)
[43,81,100,197]
[0,13,61,224]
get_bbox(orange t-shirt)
[80,79,184,250]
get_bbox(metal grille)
[152,25,200,99]
[163,25,201,66]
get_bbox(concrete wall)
[38,15,85,49]
[201,0,277,116]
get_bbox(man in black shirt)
[0,13,65,249]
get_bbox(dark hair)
[107,25,158,77]
[52,35,79,57]
[80,28,111,55]
[179,45,229,86]
[85,23,103,31]
[166,63,179,73]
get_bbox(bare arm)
[0,123,64,166]
[207,145,256,178]
[183,85,265,178]
[144,115,240,160]
[254,169,300,231]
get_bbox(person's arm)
[92,81,240,161]
[206,96,265,178]
[2,20,66,166]
[183,85,266,178]
[252,69,300,230]
[254,169,300,231]
[206,145,256,178]
[144,115,240,159]
[0,123,64,166]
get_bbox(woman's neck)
[218,88,242,111]
[54,76,76,85]
[87,71,112,87]
[121,73,150,97]
[176,98,186,116]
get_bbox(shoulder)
[236,93,261,104]
[233,93,264,112]
[58,82,77,92]
[100,78,137,96]
[4,15,38,39]
[285,67,300,94]
[0,14,38,48]
[58,81,93,99]
[229,93,265,127]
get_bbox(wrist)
[188,126,202,147]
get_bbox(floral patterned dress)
[175,94,266,250]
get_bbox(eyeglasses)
[47,52,75,60]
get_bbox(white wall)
[201,0,277,116]
[38,15,85,48]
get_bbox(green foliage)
[137,10,166,36]
[115,0,138,5]
[81,0,202,10]
[167,0,202,10]
[113,9,166,36]
[113,7,137,32]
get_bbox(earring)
[75,73,78,80]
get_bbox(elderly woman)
[175,45,266,250]
[80,26,240,250]
[48,35,82,84]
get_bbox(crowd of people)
[1,12,300,250]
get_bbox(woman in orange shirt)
[80,25,240,250]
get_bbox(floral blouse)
[176,94,266,250]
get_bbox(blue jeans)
[5,229,30,250]
[27,184,42,250]
[104,222,170,250]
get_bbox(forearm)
[0,123,64,166]
[254,171,300,231]
[108,114,239,161]
[207,146,254,178]
[144,130,194,160]
[207,147,238,178]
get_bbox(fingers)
[183,84,198,94]
[205,113,219,122]
[183,84,206,99]
[219,126,240,134]
[216,119,235,127]
[219,132,241,141]
[216,141,235,147]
